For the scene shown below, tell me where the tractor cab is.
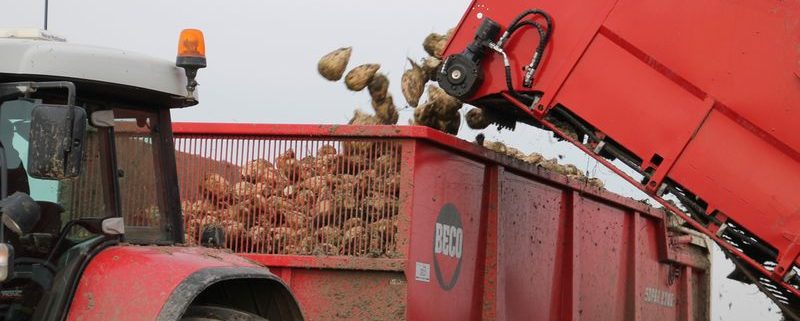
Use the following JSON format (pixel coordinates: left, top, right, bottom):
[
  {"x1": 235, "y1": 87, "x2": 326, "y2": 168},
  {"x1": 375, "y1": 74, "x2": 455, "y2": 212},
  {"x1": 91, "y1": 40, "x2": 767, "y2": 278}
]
[{"x1": 0, "y1": 29, "x2": 206, "y2": 320}]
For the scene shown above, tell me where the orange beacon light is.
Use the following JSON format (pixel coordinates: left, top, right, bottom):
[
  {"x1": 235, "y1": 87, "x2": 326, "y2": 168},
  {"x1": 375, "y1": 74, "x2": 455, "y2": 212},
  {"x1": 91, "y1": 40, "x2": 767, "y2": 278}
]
[{"x1": 176, "y1": 29, "x2": 206, "y2": 98}]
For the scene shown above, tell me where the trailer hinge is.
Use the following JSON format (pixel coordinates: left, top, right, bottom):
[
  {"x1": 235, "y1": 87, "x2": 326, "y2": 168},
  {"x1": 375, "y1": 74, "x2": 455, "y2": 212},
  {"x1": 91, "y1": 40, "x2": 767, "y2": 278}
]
[{"x1": 667, "y1": 264, "x2": 682, "y2": 286}]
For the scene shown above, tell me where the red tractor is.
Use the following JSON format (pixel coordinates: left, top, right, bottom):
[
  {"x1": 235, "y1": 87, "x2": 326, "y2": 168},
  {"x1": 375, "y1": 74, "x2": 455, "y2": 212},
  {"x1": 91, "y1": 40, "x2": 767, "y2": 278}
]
[{"x1": 0, "y1": 29, "x2": 302, "y2": 321}]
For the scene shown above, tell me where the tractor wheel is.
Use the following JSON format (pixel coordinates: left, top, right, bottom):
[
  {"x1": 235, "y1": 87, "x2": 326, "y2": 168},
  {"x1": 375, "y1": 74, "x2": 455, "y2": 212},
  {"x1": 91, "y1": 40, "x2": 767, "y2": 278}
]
[{"x1": 180, "y1": 305, "x2": 269, "y2": 321}]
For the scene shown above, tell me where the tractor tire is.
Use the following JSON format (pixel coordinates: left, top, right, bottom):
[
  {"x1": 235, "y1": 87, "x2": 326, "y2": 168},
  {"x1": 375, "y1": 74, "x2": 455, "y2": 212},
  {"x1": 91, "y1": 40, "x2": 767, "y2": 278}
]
[{"x1": 180, "y1": 305, "x2": 269, "y2": 321}]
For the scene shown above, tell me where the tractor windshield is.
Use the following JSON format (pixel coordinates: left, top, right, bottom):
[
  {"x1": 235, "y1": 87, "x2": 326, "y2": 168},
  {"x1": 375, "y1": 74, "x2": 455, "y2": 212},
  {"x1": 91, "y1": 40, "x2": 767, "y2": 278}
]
[{"x1": 0, "y1": 99, "x2": 167, "y2": 243}]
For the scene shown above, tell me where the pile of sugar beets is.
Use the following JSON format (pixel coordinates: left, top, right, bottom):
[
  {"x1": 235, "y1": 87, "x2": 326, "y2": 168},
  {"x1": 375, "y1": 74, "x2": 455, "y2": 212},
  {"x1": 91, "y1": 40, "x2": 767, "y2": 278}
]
[{"x1": 182, "y1": 144, "x2": 404, "y2": 258}]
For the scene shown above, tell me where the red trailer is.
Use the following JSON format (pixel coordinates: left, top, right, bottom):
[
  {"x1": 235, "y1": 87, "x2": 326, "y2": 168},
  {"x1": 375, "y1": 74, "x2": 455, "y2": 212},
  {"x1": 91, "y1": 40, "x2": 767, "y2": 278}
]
[{"x1": 171, "y1": 123, "x2": 711, "y2": 321}]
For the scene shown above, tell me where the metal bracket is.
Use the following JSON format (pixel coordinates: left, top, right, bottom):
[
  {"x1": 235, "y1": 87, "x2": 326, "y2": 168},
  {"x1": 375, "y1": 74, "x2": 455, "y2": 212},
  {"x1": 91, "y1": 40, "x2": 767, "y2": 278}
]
[
  {"x1": 716, "y1": 223, "x2": 728, "y2": 237},
  {"x1": 784, "y1": 269, "x2": 798, "y2": 283},
  {"x1": 667, "y1": 264, "x2": 682, "y2": 286},
  {"x1": 656, "y1": 183, "x2": 668, "y2": 197},
  {"x1": 528, "y1": 95, "x2": 541, "y2": 111},
  {"x1": 101, "y1": 217, "x2": 125, "y2": 235},
  {"x1": 593, "y1": 140, "x2": 606, "y2": 154}
]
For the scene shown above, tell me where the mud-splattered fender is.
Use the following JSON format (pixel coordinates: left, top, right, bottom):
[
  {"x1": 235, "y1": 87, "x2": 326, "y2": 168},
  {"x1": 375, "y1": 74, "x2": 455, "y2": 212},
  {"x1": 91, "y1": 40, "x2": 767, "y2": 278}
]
[
  {"x1": 64, "y1": 245, "x2": 301, "y2": 321},
  {"x1": 154, "y1": 266, "x2": 303, "y2": 321}
]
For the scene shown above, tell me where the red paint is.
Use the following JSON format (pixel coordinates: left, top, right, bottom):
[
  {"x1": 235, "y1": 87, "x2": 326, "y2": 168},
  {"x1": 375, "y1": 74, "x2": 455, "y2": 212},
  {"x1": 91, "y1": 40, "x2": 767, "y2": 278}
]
[
  {"x1": 443, "y1": 0, "x2": 800, "y2": 295},
  {"x1": 65, "y1": 246, "x2": 262, "y2": 321},
  {"x1": 172, "y1": 123, "x2": 711, "y2": 321}
]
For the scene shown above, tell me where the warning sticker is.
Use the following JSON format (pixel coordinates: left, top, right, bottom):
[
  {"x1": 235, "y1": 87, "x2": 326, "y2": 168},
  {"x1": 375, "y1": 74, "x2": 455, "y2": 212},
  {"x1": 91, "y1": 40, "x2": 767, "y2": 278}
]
[{"x1": 415, "y1": 262, "x2": 431, "y2": 282}]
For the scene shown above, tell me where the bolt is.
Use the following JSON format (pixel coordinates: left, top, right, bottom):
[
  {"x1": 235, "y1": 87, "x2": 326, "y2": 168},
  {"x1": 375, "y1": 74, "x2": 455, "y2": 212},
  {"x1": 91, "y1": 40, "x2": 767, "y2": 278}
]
[{"x1": 450, "y1": 69, "x2": 463, "y2": 80}]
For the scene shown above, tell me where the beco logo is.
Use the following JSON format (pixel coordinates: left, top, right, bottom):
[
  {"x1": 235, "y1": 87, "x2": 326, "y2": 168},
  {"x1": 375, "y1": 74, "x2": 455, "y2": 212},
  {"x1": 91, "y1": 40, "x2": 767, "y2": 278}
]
[{"x1": 433, "y1": 203, "x2": 463, "y2": 290}]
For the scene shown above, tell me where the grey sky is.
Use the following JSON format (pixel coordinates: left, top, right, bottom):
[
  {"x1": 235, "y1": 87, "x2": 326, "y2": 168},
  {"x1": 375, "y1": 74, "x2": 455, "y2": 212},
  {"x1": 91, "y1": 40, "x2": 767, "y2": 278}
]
[{"x1": 0, "y1": 0, "x2": 784, "y2": 319}]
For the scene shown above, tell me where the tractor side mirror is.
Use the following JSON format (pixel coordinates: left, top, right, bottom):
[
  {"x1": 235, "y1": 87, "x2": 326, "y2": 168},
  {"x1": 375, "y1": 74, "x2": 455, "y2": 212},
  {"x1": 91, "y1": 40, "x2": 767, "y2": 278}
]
[{"x1": 27, "y1": 104, "x2": 87, "y2": 180}]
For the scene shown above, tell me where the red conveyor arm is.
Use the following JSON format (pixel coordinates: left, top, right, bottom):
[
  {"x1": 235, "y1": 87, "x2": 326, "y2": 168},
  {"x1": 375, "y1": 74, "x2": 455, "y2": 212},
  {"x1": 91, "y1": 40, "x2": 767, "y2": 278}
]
[{"x1": 438, "y1": 0, "x2": 800, "y2": 313}]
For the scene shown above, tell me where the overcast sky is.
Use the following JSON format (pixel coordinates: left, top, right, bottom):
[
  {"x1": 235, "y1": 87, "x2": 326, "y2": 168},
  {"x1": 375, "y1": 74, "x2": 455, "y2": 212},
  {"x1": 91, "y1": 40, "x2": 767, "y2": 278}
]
[{"x1": 0, "y1": 0, "x2": 784, "y2": 319}]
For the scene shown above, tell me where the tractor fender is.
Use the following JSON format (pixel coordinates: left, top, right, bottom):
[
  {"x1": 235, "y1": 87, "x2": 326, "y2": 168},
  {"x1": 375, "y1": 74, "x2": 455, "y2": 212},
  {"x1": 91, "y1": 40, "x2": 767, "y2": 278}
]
[
  {"x1": 155, "y1": 266, "x2": 303, "y2": 321},
  {"x1": 65, "y1": 245, "x2": 301, "y2": 321}
]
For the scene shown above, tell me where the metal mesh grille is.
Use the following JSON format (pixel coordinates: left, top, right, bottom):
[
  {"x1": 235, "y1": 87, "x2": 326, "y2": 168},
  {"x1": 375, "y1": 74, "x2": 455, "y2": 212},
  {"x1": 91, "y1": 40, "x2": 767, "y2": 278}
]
[{"x1": 176, "y1": 136, "x2": 402, "y2": 258}]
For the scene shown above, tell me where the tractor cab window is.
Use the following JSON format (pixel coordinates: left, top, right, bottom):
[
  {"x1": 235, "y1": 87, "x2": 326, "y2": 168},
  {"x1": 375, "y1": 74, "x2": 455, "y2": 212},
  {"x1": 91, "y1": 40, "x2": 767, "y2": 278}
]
[
  {"x1": 60, "y1": 109, "x2": 166, "y2": 241},
  {"x1": 0, "y1": 99, "x2": 166, "y2": 243}
]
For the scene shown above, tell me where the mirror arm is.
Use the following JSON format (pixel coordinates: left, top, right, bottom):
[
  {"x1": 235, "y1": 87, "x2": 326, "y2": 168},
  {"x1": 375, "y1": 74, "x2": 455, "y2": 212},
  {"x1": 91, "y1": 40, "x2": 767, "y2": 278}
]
[
  {"x1": 35, "y1": 82, "x2": 75, "y2": 106},
  {"x1": 44, "y1": 218, "x2": 116, "y2": 265},
  {"x1": 22, "y1": 82, "x2": 77, "y2": 155},
  {"x1": 0, "y1": 82, "x2": 76, "y2": 106},
  {"x1": 44, "y1": 220, "x2": 79, "y2": 264}
]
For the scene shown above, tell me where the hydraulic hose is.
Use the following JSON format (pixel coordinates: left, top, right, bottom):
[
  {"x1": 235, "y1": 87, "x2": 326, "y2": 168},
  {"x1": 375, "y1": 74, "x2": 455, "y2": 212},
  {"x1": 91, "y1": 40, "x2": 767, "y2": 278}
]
[
  {"x1": 496, "y1": 9, "x2": 553, "y2": 98},
  {"x1": 500, "y1": 20, "x2": 547, "y2": 95}
]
